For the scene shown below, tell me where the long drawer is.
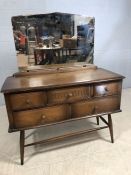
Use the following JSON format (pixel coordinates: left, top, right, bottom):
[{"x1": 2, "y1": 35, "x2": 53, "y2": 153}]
[
  {"x1": 10, "y1": 91, "x2": 47, "y2": 110},
  {"x1": 47, "y1": 86, "x2": 90, "y2": 105},
  {"x1": 71, "y1": 96, "x2": 120, "y2": 118},
  {"x1": 13, "y1": 104, "x2": 69, "y2": 129}
]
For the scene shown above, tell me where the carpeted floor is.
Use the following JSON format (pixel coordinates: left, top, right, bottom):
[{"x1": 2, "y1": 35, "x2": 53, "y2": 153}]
[{"x1": 0, "y1": 88, "x2": 131, "y2": 175}]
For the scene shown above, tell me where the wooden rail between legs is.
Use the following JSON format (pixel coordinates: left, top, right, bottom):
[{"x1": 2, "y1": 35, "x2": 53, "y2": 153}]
[
  {"x1": 20, "y1": 114, "x2": 114, "y2": 165},
  {"x1": 25, "y1": 126, "x2": 108, "y2": 147}
]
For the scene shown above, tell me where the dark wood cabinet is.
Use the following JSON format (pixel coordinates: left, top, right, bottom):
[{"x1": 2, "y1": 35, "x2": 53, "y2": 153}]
[{"x1": 1, "y1": 63, "x2": 124, "y2": 165}]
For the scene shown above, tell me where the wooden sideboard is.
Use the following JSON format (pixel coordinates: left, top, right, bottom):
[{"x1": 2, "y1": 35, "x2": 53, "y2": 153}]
[{"x1": 1, "y1": 63, "x2": 125, "y2": 165}]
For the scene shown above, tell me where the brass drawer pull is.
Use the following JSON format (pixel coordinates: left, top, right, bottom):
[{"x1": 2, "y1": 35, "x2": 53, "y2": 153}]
[
  {"x1": 26, "y1": 99, "x2": 30, "y2": 104},
  {"x1": 41, "y1": 115, "x2": 46, "y2": 120},
  {"x1": 104, "y1": 87, "x2": 108, "y2": 92},
  {"x1": 67, "y1": 93, "x2": 73, "y2": 97}
]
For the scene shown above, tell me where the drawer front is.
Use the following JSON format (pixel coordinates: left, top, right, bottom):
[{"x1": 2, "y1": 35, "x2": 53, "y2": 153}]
[
  {"x1": 13, "y1": 105, "x2": 69, "y2": 128},
  {"x1": 93, "y1": 81, "x2": 122, "y2": 97},
  {"x1": 71, "y1": 96, "x2": 120, "y2": 118},
  {"x1": 10, "y1": 91, "x2": 47, "y2": 110},
  {"x1": 47, "y1": 86, "x2": 90, "y2": 105}
]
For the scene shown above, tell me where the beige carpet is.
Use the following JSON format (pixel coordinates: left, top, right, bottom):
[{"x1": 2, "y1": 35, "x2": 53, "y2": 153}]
[{"x1": 0, "y1": 88, "x2": 131, "y2": 175}]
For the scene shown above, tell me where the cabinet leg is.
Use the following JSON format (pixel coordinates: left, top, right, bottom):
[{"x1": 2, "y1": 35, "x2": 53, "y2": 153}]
[
  {"x1": 96, "y1": 116, "x2": 99, "y2": 125},
  {"x1": 108, "y1": 114, "x2": 114, "y2": 143},
  {"x1": 20, "y1": 130, "x2": 25, "y2": 165}
]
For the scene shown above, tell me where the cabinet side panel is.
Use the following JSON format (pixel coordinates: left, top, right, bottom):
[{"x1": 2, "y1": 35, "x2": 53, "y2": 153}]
[{"x1": 4, "y1": 94, "x2": 14, "y2": 132}]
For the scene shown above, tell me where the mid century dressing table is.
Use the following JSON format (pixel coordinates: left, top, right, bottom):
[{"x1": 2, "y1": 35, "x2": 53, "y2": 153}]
[
  {"x1": 1, "y1": 63, "x2": 124, "y2": 165},
  {"x1": 1, "y1": 12, "x2": 125, "y2": 165}
]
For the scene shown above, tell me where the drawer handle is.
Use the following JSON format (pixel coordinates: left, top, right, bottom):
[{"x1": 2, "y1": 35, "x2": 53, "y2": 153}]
[
  {"x1": 67, "y1": 93, "x2": 73, "y2": 97},
  {"x1": 41, "y1": 115, "x2": 46, "y2": 120},
  {"x1": 104, "y1": 87, "x2": 108, "y2": 92},
  {"x1": 26, "y1": 99, "x2": 30, "y2": 104}
]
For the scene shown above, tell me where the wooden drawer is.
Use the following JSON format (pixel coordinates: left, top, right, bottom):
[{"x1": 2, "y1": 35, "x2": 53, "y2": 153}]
[
  {"x1": 71, "y1": 96, "x2": 120, "y2": 118},
  {"x1": 13, "y1": 105, "x2": 69, "y2": 128},
  {"x1": 10, "y1": 91, "x2": 47, "y2": 110},
  {"x1": 47, "y1": 86, "x2": 90, "y2": 105},
  {"x1": 93, "y1": 81, "x2": 122, "y2": 97}
]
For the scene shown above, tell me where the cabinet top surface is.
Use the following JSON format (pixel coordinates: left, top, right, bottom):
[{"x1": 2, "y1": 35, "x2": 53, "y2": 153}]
[{"x1": 1, "y1": 65, "x2": 124, "y2": 93}]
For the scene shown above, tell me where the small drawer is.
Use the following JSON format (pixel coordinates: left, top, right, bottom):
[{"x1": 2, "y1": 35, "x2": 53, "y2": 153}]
[
  {"x1": 47, "y1": 86, "x2": 90, "y2": 105},
  {"x1": 13, "y1": 105, "x2": 69, "y2": 128},
  {"x1": 10, "y1": 91, "x2": 47, "y2": 110},
  {"x1": 93, "y1": 81, "x2": 122, "y2": 97},
  {"x1": 93, "y1": 96, "x2": 120, "y2": 114},
  {"x1": 71, "y1": 96, "x2": 120, "y2": 118}
]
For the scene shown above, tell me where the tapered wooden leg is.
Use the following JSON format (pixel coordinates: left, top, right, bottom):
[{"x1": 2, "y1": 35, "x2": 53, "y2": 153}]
[
  {"x1": 108, "y1": 114, "x2": 114, "y2": 143},
  {"x1": 96, "y1": 116, "x2": 99, "y2": 125},
  {"x1": 20, "y1": 130, "x2": 25, "y2": 165}
]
